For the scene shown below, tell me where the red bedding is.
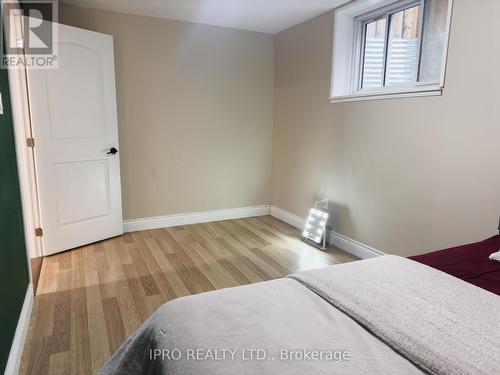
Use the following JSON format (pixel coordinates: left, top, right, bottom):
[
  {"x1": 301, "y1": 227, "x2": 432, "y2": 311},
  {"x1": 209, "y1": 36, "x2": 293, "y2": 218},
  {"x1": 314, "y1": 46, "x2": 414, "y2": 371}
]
[{"x1": 409, "y1": 235, "x2": 500, "y2": 296}]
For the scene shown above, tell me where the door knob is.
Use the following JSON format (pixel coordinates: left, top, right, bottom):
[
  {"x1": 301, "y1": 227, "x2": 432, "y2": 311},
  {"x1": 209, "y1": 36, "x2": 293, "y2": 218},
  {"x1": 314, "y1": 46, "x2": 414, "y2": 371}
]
[{"x1": 107, "y1": 147, "x2": 118, "y2": 155}]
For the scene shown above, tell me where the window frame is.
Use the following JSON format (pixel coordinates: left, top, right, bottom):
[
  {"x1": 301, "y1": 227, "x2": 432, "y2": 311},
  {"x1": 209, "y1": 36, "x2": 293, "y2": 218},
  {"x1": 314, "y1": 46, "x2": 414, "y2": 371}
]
[
  {"x1": 356, "y1": 0, "x2": 424, "y2": 92},
  {"x1": 330, "y1": 0, "x2": 453, "y2": 103},
  {"x1": 358, "y1": 15, "x2": 389, "y2": 90}
]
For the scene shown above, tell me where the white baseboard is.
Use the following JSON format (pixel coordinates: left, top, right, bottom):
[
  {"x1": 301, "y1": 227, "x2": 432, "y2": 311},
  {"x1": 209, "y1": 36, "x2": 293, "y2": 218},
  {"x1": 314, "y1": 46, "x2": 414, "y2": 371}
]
[
  {"x1": 329, "y1": 231, "x2": 385, "y2": 259},
  {"x1": 269, "y1": 206, "x2": 305, "y2": 229},
  {"x1": 5, "y1": 283, "x2": 33, "y2": 375},
  {"x1": 123, "y1": 205, "x2": 271, "y2": 233},
  {"x1": 270, "y1": 205, "x2": 384, "y2": 259}
]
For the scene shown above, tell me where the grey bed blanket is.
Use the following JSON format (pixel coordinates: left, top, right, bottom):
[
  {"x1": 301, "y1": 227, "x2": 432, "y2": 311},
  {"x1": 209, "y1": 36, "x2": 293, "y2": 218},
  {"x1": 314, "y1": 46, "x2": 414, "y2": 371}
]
[
  {"x1": 290, "y1": 255, "x2": 500, "y2": 375},
  {"x1": 100, "y1": 256, "x2": 500, "y2": 375}
]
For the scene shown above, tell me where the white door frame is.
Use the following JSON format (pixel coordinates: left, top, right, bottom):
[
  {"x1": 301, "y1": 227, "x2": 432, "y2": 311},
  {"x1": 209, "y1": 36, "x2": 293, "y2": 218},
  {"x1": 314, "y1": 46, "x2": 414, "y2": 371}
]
[
  {"x1": 6, "y1": 2, "x2": 43, "y2": 260},
  {"x1": 8, "y1": 60, "x2": 43, "y2": 260}
]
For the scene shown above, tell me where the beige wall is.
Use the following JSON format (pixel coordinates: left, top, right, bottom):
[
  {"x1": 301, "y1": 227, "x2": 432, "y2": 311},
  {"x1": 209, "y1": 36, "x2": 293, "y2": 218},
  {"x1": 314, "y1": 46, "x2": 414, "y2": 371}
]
[
  {"x1": 60, "y1": 4, "x2": 274, "y2": 220},
  {"x1": 61, "y1": 1, "x2": 500, "y2": 257},
  {"x1": 273, "y1": 0, "x2": 500, "y2": 256}
]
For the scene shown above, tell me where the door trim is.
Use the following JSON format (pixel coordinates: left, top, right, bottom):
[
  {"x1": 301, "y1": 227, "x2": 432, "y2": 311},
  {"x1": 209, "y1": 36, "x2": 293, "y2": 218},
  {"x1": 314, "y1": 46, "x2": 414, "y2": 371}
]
[
  {"x1": 6, "y1": 0, "x2": 42, "y2": 261},
  {"x1": 8, "y1": 61, "x2": 42, "y2": 259}
]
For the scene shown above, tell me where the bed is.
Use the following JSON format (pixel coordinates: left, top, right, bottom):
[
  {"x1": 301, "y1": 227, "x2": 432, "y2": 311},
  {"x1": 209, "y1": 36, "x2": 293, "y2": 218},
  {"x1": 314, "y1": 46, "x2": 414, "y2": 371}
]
[
  {"x1": 100, "y1": 245, "x2": 500, "y2": 375},
  {"x1": 410, "y1": 235, "x2": 500, "y2": 295}
]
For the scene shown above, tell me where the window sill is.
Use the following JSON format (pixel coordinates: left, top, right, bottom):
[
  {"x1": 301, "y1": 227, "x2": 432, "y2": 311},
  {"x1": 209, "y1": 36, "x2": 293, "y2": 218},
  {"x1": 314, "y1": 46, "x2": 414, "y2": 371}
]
[{"x1": 330, "y1": 85, "x2": 443, "y2": 103}]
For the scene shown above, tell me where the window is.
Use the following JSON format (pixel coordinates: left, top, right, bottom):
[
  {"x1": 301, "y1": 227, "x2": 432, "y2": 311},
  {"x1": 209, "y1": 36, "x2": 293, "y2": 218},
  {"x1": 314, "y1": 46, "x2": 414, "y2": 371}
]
[
  {"x1": 361, "y1": 17, "x2": 387, "y2": 89},
  {"x1": 360, "y1": 4, "x2": 422, "y2": 89},
  {"x1": 331, "y1": 0, "x2": 453, "y2": 102}
]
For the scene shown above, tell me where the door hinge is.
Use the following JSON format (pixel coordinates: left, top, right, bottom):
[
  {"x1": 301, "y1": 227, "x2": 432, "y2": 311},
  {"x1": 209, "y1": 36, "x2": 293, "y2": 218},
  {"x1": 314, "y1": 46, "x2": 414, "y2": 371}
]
[
  {"x1": 35, "y1": 227, "x2": 43, "y2": 237},
  {"x1": 26, "y1": 137, "x2": 35, "y2": 148}
]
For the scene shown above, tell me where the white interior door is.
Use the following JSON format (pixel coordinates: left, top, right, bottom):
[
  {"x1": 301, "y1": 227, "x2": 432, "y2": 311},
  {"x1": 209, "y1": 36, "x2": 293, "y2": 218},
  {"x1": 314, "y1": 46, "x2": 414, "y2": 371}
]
[{"x1": 27, "y1": 23, "x2": 123, "y2": 256}]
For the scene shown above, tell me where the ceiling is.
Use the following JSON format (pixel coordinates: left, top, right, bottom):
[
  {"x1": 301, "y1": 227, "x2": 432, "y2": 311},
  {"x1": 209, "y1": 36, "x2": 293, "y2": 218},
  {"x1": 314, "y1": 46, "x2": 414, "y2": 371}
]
[{"x1": 60, "y1": 0, "x2": 348, "y2": 34}]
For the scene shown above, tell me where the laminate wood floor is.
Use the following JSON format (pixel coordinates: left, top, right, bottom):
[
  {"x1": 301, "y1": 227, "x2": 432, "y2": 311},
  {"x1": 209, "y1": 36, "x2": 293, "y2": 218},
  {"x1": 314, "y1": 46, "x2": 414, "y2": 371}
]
[{"x1": 20, "y1": 216, "x2": 356, "y2": 375}]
